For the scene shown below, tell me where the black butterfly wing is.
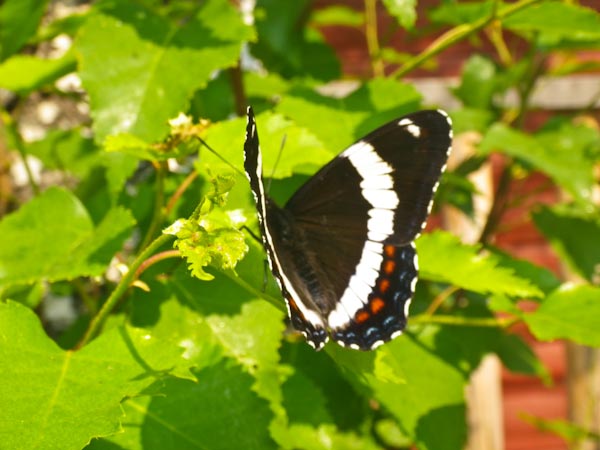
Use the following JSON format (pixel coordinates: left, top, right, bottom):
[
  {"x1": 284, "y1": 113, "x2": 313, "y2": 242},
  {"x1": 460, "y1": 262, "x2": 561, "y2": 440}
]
[
  {"x1": 244, "y1": 107, "x2": 329, "y2": 350},
  {"x1": 244, "y1": 107, "x2": 452, "y2": 351},
  {"x1": 284, "y1": 110, "x2": 452, "y2": 350}
]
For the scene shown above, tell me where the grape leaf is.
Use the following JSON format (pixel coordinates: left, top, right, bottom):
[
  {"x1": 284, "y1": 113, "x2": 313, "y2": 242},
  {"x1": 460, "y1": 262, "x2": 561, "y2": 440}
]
[
  {"x1": 76, "y1": 0, "x2": 254, "y2": 142},
  {"x1": 0, "y1": 301, "x2": 189, "y2": 450},
  {"x1": 417, "y1": 231, "x2": 543, "y2": 298},
  {"x1": 88, "y1": 361, "x2": 277, "y2": 450},
  {"x1": 0, "y1": 0, "x2": 48, "y2": 60},
  {"x1": 0, "y1": 188, "x2": 135, "y2": 289},
  {"x1": 524, "y1": 284, "x2": 600, "y2": 346}
]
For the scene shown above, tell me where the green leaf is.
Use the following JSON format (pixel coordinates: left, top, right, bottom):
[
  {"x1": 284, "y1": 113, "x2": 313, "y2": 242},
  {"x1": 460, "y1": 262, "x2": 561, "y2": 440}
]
[
  {"x1": 417, "y1": 231, "x2": 543, "y2": 298},
  {"x1": 328, "y1": 330, "x2": 467, "y2": 450},
  {"x1": 252, "y1": 0, "x2": 340, "y2": 81},
  {"x1": 0, "y1": 301, "x2": 189, "y2": 450},
  {"x1": 202, "y1": 110, "x2": 331, "y2": 179},
  {"x1": 102, "y1": 152, "x2": 139, "y2": 199},
  {"x1": 503, "y1": 1, "x2": 600, "y2": 43},
  {"x1": 449, "y1": 107, "x2": 495, "y2": 133},
  {"x1": 311, "y1": 6, "x2": 364, "y2": 27},
  {"x1": 0, "y1": 52, "x2": 76, "y2": 94},
  {"x1": 275, "y1": 423, "x2": 383, "y2": 450},
  {"x1": 206, "y1": 300, "x2": 284, "y2": 370},
  {"x1": 525, "y1": 284, "x2": 600, "y2": 346},
  {"x1": 496, "y1": 333, "x2": 551, "y2": 384},
  {"x1": 453, "y1": 55, "x2": 498, "y2": 109},
  {"x1": 278, "y1": 78, "x2": 422, "y2": 152},
  {"x1": 382, "y1": 0, "x2": 417, "y2": 29},
  {"x1": 104, "y1": 133, "x2": 157, "y2": 161},
  {"x1": 165, "y1": 175, "x2": 248, "y2": 281},
  {"x1": 520, "y1": 413, "x2": 600, "y2": 445},
  {"x1": 479, "y1": 122, "x2": 599, "y2": 203},
  {"x1": 89, "y1": 361, "x2": 277, "y2": 450},
  {"x1": 429, "y1": 0, "x2": 494, "y2": 25},
  {"x1": 490, "y1": 248, "x2": 561, "y2": 295},
  {"x1": 0, "y1": 0, "x2": 49, "y2": 60},
  {"x1": 532, "y1": 205, "x2": 600, "y2": 283},
  {"x1": 26, "y1": 128, "x2": 101, "y2": 180},
  {"x1": 76, "y1": 0, "x2": 254, "y2": 142},
  {"x1": 0, "y1": 188, "x2": 135, "y2": 289}
]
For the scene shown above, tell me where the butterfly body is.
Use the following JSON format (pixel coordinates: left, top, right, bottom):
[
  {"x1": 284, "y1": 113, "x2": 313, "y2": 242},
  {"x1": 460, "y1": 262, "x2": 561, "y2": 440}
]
[{"x1": 244, "y1": 107, "x2": 452, "y2": 351}]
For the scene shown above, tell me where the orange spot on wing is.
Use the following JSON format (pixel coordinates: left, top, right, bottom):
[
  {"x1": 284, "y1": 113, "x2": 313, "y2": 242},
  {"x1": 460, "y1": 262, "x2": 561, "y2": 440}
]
[
  {"x1": 371, "y1": 297, "x2": 385, "y2": 314},
  {"x1": 355, "y1": 310, "x2": 370, "y2": 323},
  {"x1": 384, "y1": 245, "x2": 396, "y2": 257},
  {"x1": 379, "y1": 278, "x2": 391, "y2": 293},
  {"x1": 384, "y1": 260, "x2": 395, "y2": 274}
]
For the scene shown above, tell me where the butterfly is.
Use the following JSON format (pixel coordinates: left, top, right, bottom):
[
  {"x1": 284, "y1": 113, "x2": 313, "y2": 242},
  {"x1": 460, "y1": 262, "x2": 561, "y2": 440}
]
[{"x1": 243, "y1": 107, "x2": 452, "y2": 350}]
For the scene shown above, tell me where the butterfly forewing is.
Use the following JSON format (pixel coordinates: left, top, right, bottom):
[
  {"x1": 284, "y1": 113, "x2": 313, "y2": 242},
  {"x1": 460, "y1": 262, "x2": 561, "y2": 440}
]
[{"x1": 244, "y1": 107, "x2": 452, "y2": 351}]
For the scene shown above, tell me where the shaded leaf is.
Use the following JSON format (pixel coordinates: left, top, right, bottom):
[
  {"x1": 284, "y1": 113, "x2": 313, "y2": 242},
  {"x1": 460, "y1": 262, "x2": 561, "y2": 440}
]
[
  {"x1": 252, "y1": 0, "x2": 339, "y2": 81},
  {"x1": 532, "y1": 205, "x2": 600, "y2": 284},
  {"x1": 89, "y1": 361, "x2": 276, "y2": 450},
  {"x1": 0, "y1": 0, "x2": 48, "y2": 60},
  {"x1": 26, "y1": 128, "x2": 100, "y2": 180}
]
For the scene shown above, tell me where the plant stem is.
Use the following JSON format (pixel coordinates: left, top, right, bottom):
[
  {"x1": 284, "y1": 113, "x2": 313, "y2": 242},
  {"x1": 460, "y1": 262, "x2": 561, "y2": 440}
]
[
  {"x1": 0, "y1": 110, "x2": 39, "y2": 195},
  {"x1": 139, "y1": 161, "x2": 167, "y2": 251},
  {"x1": 221, "y1": 269, "x2": 285, "y2": 313},
  {"x1": 391, "y1": 0, "x2": 543, "y2": 78},
  {"x1": 364, "y1": 0, "x2": 384, "y2": 77},
  {"x1": 75, "y1": 233, "x2": 174, "y2": 349},
  {"x1": 165, "y1": 170, "x2": 198, "y2": 216},
  {"x1": 229, "y1": 63, "x2": 247, "y2": 117},
  {"x1": 425, "y1": 285, "x2": 460, "y2": 316},
  {"x1": 135, "y1": 249, "x2": 181, "y2": 278},
  {"x1": 411, "y1": 314, "x2": 518, "y2": 328}
]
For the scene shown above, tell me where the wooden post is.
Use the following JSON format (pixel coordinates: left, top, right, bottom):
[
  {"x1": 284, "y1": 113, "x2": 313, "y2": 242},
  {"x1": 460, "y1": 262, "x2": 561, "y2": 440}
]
[{"x1": 442, "y1": 131, "x2": 504, "y2": 450}]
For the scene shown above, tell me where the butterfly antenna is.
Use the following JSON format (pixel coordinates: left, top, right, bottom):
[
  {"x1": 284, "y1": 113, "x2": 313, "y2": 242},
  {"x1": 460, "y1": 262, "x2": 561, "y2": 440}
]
[
  {"x1": 266, "y1": 133, "x2": 287, "y2": 193},
  {"x1": 195, "y1": 136, "x2": 245, "y2": 178}
]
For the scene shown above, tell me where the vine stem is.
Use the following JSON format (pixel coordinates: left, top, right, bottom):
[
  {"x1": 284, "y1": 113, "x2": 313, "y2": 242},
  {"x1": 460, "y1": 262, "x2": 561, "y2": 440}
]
[
  {"x1": 165, "y1": 170, "x2": 198, "y2": 216},
  {"x1": 411, "y1": 314, "x2": 519, "y2": 328},
  {"x1": 391, "y1": 0, "x2": 543, "y2": 78},
  {"x1": 75, "y1": 233, "x2": 174, "y2": 350},
  {"x1": 364, "y1": 0, "x2": 384, "y2": 77},
  {"x1": 135, "y1": 249, "x2": 181, "y2": 278},
  {"x1": 139, "y1": 161, "x2": 167, "y2": 251}
]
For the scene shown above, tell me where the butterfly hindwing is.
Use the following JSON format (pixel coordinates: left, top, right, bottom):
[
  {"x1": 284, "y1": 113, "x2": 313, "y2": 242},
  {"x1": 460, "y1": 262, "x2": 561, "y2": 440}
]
[{"x1": 244, "y1": 107, "x2": 452, "y2": 351}]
